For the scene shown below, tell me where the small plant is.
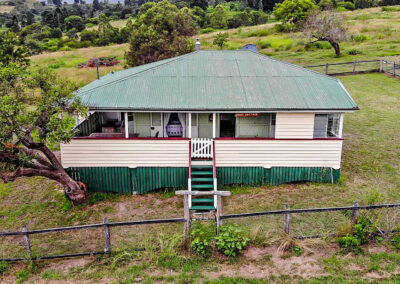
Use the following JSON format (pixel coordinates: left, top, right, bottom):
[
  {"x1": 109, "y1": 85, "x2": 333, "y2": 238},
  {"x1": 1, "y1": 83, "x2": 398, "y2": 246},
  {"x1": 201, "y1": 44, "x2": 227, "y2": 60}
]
[
  {"x1": 257, "y1": 40, "x2": 272, "y2": 49},
  {"x1": 391, "y1": 235, "x2": 400, "y2": 250},
  {"x1": 352, "y1": 34, "x2": 368, "y2": 42},
  {"x1": 200, "y1": 28, "x2": 216, "y2": 34},
  {"x1": 213, "y1": 32, "x2": 229, "y2": 49},
  {"x1": 337, "y1": 234, "x2": 361, "y2": 253},
  {"x1": 290, "y1": 245, "x2": 303, "y2": 256},
  {"x1": 348, "y1": 49, "x2": 362, "y2": 55},
  {"x1": 215, "y1": 225, "x2": 249, "y2": 257},
  {"x1": 15, "y1": 269, "x2": 30, "y2": 284},
  {"x1": 190, "y1": 223, "x2": 215, "y2": 257},
  {"x1": 0, "y1": 261, "x2": 9, "y2": 275}
]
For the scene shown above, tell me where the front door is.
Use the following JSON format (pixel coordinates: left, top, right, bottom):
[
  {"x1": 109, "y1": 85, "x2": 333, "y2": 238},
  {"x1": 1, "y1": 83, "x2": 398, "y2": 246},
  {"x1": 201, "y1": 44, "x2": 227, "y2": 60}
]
[
  {"x1": 150, "y1": 112, "x2": 163, "y2": 138},
  {"x1": 190, "y1": 113, "x2": 199, "y2": 138}
]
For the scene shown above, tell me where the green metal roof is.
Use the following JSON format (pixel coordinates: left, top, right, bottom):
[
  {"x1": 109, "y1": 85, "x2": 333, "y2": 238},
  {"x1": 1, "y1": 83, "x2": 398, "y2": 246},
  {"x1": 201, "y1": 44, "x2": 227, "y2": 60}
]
[{"x1": 77, "y1": 50, "x2": 359, "y2": 111}]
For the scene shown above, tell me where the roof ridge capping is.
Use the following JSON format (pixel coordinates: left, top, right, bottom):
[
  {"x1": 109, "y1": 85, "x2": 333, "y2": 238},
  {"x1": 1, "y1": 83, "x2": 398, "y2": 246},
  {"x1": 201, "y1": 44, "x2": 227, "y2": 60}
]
[{"x1": 78, "y1": 51, "x2": 200, "y2": 94}]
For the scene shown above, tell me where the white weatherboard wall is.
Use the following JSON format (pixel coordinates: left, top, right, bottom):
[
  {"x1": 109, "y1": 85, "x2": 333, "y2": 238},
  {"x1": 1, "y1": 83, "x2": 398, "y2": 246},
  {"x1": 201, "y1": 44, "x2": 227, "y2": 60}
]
[
  {"x1": 215, "y1": 139, "x2": 343, "y2": 169},
  {"x1": 61, "y1": 139, "x2": 189, "y2": 168},
  {"x1": 275, "y1": 113, "x2": 315, "y2": 139}
]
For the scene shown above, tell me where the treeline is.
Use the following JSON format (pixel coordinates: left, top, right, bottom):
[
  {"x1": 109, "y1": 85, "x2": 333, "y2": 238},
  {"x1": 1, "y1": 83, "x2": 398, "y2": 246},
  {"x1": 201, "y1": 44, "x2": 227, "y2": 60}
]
[{"x1": 0, "y1": 0, "x2": 272, "y2": 54}]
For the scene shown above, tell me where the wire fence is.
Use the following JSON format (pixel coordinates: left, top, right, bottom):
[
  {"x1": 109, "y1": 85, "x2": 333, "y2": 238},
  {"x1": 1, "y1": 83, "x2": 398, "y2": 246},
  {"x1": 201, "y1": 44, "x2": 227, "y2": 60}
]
[{"x1": 2, "y1": 201, "x2": 400, "y2": 262}]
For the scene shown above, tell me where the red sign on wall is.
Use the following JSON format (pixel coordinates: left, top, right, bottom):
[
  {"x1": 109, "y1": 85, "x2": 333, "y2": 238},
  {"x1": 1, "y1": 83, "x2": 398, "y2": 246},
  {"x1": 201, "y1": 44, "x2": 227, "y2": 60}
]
[{"x1": 234, "y1": 113, "x2": 259, "y2": 117}]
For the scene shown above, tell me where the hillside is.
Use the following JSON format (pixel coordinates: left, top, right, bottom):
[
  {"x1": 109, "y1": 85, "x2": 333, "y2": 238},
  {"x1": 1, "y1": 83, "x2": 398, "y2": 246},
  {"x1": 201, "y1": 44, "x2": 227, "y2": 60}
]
[{"x1": 30, "y1": 6, "x2": 400, "y2": 86}]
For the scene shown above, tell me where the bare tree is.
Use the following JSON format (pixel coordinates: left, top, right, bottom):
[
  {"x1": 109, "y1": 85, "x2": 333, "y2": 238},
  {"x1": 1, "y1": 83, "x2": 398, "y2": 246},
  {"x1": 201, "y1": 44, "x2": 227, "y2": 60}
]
[{"x1": 302, "y1": 9, "x2": 348, "y2": 56}]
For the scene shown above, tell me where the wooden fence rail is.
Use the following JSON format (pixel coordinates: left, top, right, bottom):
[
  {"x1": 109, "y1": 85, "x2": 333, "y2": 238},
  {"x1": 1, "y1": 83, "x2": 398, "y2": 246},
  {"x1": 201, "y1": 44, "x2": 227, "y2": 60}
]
[
  {"x1": 304, "y1": 59, "x2": 399, "y2": 78},
  {"x1": 2, "y1": 201, "x2": 400, "y2": 262}
]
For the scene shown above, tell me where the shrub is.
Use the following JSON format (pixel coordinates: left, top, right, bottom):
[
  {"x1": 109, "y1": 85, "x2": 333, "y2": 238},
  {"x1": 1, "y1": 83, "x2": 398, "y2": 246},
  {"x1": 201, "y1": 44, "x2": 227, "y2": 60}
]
[
  {"x1": 290, "y1": 245, "x2": 303, "y2": 256},
  {"x1": 381, "y1": 6, "x2": 400, "y2": 12},
  {"x1": 338, "y1": 1, "x2": 356, "y2": 10},
  {"x1": 199, "y1": 27, "x2": 215, "y2": 34},
  {"x1": 246, "y1": 29, "x2": 270, "y2": 37},
  {"x1": 213, "y1": 32, "x2": 229, "y2": 49},
  {"x1": 257, "y1": 40, "x2": 272, "y2": 49},
  {"x1": 190, "y1": 223, "x2": 215, "y2": 257},
  {"x1": 352, "y1": 34, "x2": 368, "y2": 42},
  {"x1": 338, "y1": 234, "x2": 361, "y2": 252},
  {"x1": 391, "y1": 235, "x2": 400, "y2": 249},
  {"x1": 305, "y1": 41, "x2": 333, "y2": 50},
  {"x1": 0, "y1": 262, "x2": 9, "y2": 275},
  {"x1": 354, "y1": 0, "x2": 376, "y2": 9},
  {"x1": 348, "y1": 49, "x2": 363, "y2": 55},
  {"x1": 274, "y1": 23, "x2": 295, "y2": 33},
  {"x1": 215, "y1": 225, "x2": 249, "y2": 257}
]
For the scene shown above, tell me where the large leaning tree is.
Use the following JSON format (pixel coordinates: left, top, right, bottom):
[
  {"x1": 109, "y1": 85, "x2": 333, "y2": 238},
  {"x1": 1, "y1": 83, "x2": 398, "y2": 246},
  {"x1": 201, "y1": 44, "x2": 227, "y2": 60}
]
[
  {"x1": 302, "y1": 9, "x2": 348, "y2": 56},
  {"x1": 125, "y1": 0, "x2": 198, "y2": 67},
  {"x1": 0, "y1": 32, "x2": 88, "y2": 204}
]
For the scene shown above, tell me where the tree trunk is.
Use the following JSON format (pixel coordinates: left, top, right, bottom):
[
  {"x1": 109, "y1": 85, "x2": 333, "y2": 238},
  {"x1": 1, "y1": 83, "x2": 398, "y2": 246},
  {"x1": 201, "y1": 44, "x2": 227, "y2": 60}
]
[
  {"x1": 328, "y1": 39, "x2": 341, "y2": 56},
  {"x1": 57, "y1": 169, "x2": 87, "y2": 204}
]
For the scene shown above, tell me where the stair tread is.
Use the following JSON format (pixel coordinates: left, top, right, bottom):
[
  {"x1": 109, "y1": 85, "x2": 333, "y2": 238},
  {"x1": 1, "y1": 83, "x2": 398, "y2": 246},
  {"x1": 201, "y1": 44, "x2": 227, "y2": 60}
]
[
  {"x1": 192, "y1": 184, "x2": 214, "y2": 188},
  {"x1": 190, "y1": 205, "x2": 216, "y2": 210},
  {"x1": 192, "y1": 177, "x2": 213, "y2": 182},
  {"x1": 192, "y1": 198, "x2": 214, "y2": 203},
  {"x1": 192, "y1": 171, "x2": 213, "y2": 175},
  {"x1": 191, "y1": 165, "x2": 213, "y2": 169}
]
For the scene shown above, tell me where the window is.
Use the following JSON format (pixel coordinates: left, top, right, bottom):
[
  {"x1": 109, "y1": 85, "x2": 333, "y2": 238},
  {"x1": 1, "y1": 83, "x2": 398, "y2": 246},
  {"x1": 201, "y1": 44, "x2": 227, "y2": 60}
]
[
  {"x1": 269, "y1": 113, "x2": 276, "y2": 138},
  {"x1": 151, "y1": 113, "x2": 161, "y2": 126},
  {"x1": 191, "y1": 113, "x2": 197, "y2": 126},
  {"x1": 313, "y1": 114, "x2": 341, "y2": 138}
]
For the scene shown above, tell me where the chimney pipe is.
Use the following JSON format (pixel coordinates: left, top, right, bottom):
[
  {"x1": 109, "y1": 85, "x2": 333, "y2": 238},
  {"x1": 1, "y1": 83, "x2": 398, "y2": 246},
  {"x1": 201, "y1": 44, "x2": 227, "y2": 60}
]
[{"x1": 195, "y1": 38, "x2": 201, "y2": 51}]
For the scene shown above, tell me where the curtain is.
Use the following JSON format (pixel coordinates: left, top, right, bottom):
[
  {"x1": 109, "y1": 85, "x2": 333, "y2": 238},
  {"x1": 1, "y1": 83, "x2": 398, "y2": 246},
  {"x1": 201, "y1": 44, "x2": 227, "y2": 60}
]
[
  {"x1": 163, "y1": 113, "x2": 171, "y2": 137},
  {"x1": 177, "y1": 113, "x2": 186, "y2": 138}
]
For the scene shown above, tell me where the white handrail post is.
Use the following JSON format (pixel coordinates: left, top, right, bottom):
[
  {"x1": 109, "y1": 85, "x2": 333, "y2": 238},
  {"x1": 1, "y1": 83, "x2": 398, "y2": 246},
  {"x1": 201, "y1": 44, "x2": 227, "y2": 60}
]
[
  {"x1": 212, "y1": 113, "x2": 216, "y2": 138},
  {"x1": 124, "y1": 112, "x2": 129, "y2": 139},
  {"x1": 188, "y1": 113, "x2": 192, "y2": 138}
]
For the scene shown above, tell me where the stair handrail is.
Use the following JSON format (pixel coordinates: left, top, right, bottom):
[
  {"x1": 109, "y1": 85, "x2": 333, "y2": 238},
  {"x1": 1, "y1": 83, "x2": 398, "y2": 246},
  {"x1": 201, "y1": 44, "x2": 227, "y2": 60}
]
[{"x1": 212, "y1": 140, "x2": 217, "y2": 207}]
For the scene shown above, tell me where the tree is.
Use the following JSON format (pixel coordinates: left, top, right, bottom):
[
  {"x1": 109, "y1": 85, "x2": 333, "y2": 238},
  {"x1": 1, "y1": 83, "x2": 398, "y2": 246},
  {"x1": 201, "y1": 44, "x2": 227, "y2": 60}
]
[
  {"x1": 302, "y1": 9, "x2": 348, "y2": 56},
  {"x1": 273, "y1": 0, "x2": 316, "y2": 24},
  {"x1": 0, "y1": 50, "x2": 88, "y2": 203},
  {"x1": 213, "y1": 32, "x2": 229, "y2": 49},
  {"x1": 64, "y1": 15, "x2": 85, "y2": 32},
  {"x1": 209, "y1": 4, "x2": 228, "y2": 29},
  {"x1": 97, "y1": 13, "x2": 120, "y2": 45},
  {"x1": 125, "y1": 1, "x2": 197, "y2": 67},
  {"x1": 0, "y1": 31, "x2": 29, "y2": 68}
]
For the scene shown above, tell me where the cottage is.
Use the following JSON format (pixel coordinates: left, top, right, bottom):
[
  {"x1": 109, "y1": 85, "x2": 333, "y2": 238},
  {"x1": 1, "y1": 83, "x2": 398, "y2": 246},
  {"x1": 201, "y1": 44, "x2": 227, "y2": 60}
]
[{"x1": 61, "y1": 50, "x2": 358, "y2": 210}]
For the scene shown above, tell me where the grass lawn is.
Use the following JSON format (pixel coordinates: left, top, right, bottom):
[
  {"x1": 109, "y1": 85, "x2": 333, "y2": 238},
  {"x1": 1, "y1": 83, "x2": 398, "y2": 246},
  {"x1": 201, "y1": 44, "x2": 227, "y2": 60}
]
[{"x1": 0, "y1": 73, "x2": 399, "y2": 283}]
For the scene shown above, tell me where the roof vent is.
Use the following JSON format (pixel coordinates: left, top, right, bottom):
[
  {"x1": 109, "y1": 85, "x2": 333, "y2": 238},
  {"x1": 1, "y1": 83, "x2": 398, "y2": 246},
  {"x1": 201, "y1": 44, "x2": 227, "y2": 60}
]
[
  {"x1": 242, "y1": 44, "x2": 258, "y2": 53},
  {"x1": 195, "y1": 38, "x2": 201, "y2": 51}
]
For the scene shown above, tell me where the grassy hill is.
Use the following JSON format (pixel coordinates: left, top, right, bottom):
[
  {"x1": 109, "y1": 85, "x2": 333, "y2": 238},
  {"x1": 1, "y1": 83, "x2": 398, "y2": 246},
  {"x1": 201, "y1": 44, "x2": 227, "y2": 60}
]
[
  {"x1": 29, "y1": 6, "x2": 400, "y2": 86},
  {"x1": 1, "y1": 5, "x2": 400, "y2": 283}
]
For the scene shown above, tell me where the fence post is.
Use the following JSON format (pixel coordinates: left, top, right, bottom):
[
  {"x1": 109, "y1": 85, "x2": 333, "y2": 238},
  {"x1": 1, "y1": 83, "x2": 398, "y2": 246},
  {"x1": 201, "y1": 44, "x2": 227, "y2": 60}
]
[
  {"x1": 352, "y1": 200, "x2": 359, "y2": 224},
  {"x1": 103, "y1": 217, "x2": 111, "y2": 254},
  {"x1": 353, "y1": 61, "x2": 357, "y2": 73},
  {"x1": 216, "y1": 195, "x2": 222, "y2": 233},
  {"x1": 379, "y1": 59, "x2": 383, "y2": 72},
  {"x1": 392, "y1": 62, "x2": 396, "y2": 77},
  {"x1": 183, "y1": 193, "x2": 190, "y2": 246},
  {"x1": 325, "y1": 63, "x2": 329, "y2": 75},
  {"x1": 22, "y1": 225, "x2": 32, "y2": 259},
  {"x1": 284, "y1": 204, "x2": 290, "y2": 234}
]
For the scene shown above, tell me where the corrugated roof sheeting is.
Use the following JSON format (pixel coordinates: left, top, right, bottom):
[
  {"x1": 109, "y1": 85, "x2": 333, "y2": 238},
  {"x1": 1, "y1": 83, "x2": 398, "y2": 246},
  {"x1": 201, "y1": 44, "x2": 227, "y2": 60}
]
[{"x1": 77, "y1": 50, "x2": 359, "y2": 111}]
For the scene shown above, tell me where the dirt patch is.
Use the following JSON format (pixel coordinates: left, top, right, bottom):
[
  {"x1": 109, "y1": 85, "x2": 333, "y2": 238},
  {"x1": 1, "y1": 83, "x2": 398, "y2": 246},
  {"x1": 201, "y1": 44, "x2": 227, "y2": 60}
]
[
  {"x1": 208, "y1": 244, "x2": 332, "y2": 280},
  {"x1": 45, "y1": 257, "x2": 92, "y2": 274}
]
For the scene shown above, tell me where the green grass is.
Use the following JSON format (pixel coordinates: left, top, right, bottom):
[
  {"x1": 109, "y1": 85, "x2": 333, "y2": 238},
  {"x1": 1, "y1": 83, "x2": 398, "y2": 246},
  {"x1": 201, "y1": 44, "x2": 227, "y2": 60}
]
[
  {"x1": 1, "y1": 5, "x2": 400, "y2": 282},
  {"x1": 1, "y1": 73, "x2": 399, "y2": 282}
]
